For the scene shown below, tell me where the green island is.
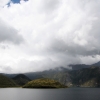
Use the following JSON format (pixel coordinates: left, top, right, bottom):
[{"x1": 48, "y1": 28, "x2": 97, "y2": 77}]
[{"x1": 23, "y1": 78, "x2": 67, "y2": 88}]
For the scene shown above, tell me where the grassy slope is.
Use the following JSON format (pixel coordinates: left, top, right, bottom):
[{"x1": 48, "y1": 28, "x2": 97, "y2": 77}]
[{"x1": 0, "y1": 74, "x2": 17, "y2": 87}]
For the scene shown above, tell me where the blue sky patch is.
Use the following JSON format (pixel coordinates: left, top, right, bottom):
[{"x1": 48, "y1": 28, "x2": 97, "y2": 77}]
[
  {"x1": 7, "y1": 0, "x2": 28, "y2": 7},
  {"x1": 11, "y1": 0, "x2": 28, "y2": 4},
  {"x1": 11, "y1": 0, "x2": 20, "y2": 3}
]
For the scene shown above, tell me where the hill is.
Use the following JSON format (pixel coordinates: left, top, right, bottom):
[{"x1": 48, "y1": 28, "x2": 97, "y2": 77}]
[
  {"x1": 12, "y1": 74, "x2": 31, "y2": 86},
  {"x1": 23, "y1": 78, "x2": 67, "y2": 88},
  {"x1": 0, "y1": 74, "x2": 17, "y2": 87}
]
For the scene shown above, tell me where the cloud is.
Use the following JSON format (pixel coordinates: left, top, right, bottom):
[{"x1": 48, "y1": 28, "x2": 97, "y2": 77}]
[
  {"x1": 0, "y1": 65, "x2": 13, "y2": 73},
  {"x1": 0, "y1": 0, "x2": 100, "y2": 73},
  {"x1": 40, "y1": 0, "x2": 60, "y2": 13},
  {"x1": 0, "y1": 18, "x2": 24, "y2": 44},
  {"x1": 0, "y1": 0, "x2": 10, "y2": 7}
]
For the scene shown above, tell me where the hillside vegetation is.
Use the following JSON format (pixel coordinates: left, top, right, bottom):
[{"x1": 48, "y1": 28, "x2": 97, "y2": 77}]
[
  {"x1": 23, "y1": 78, "x2": 67, "y2": 88},
  {"x1": 12, "y1": 74, "x2": 31, "y2": 86},
  {"x1": 0, "y1": 74, "x2": 17, "y2": 87}
]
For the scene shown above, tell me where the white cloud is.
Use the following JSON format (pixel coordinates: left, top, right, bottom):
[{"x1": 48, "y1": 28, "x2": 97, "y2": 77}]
[
  {"x1": 0, "y1": 0, "x2": 100, "y2": 73},
  {"x1": 0, "y1": 0, "x2": 10, "y2": 7}
]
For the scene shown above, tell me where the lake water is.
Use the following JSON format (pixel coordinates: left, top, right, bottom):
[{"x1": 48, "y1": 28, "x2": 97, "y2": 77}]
[{"x1": 0, "y1": 88, "x2": 100, "y2": 100}]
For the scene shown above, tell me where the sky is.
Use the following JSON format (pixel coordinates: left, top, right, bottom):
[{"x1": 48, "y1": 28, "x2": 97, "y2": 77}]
[{"x1": 0, "y1": 0, "x2": 100, "y2": 73}]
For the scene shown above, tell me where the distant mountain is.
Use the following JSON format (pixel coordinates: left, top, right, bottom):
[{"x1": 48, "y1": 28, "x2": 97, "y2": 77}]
[
  {"x1": 2, "y1": 61, "x2": 100, "y2": 88},
  {"x1": 4, "y1": 73, "x2": 18, "y2": 78},
  {"x1": 0, "y1": 74, "x2": 17, "y2": 87},
  {"x1": 12, "y1": 74, "x2": 31, "y2": 86},
  {"x1": 23, "y1": 78, "x2": 67, "y2": 88},
  {"x1": 92, "y1": 61, "x2": 100, "y2": 66},
  {"x1": 24, "y1": 67, "x2": 69, "y2": 80},
  {"x1": 69, "y1": 64, "x2": 90, "y2": 70},
  {"x1": 70, "y1": 66, "x2": 100, "y2": 87},
  {"x1": 69, "y1": 61, "x2": 100, "y2": 70},
  {"x1": 24, "y1": 67, "x2": 100, "y2": 87}
]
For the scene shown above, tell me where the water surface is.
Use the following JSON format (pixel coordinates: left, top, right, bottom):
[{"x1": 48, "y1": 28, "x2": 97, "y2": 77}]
[{"x1": 0, "y1": 88, "x2": 100, "y2": 100}]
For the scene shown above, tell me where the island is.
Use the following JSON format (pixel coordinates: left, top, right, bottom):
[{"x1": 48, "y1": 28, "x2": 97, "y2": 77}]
[{"x1": 23, "y1": 78, "x2": 67, "y2": 88}]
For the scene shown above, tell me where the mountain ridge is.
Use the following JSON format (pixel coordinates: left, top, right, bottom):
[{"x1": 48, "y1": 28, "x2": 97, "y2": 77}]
[
  {"x1": 3, "y1": 61, "x2": 100, "y2": 88},
  {"x1": 69, "y1": 61, "x2": 100, "y2": 70}
]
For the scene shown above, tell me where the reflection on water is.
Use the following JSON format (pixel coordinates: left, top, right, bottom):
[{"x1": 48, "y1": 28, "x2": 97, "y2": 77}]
[{"x1": 0, "y1": 88, "x2": 100, "y2": 100}]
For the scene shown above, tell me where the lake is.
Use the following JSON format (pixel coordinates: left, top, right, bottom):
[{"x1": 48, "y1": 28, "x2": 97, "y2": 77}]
[{"x1": 0, "y1": 88, "x2": 100, "y2": 100}]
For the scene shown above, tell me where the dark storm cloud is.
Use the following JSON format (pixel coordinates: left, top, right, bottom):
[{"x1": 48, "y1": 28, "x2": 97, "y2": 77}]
[
  {"x1": 0, "y1": 19, "x2": 24, "y2": 44},
  {"x1": 49, "y1": 38, "x2": 100, "y2": 57}
]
